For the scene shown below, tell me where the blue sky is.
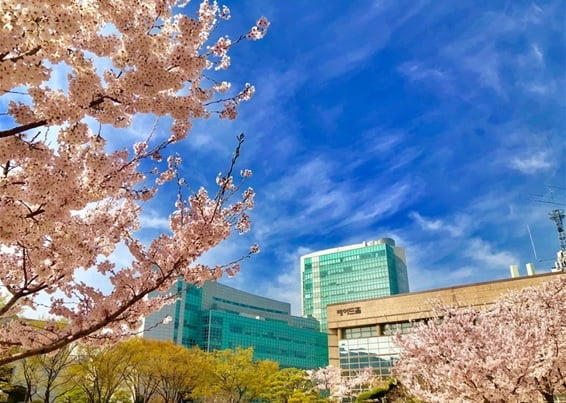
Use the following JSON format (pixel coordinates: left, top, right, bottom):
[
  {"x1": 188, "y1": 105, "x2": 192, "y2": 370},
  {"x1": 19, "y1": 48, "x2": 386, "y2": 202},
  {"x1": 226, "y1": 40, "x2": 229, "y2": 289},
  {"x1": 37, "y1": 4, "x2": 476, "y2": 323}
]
[
  {"x1": 183, "y1": 0, "x2": 565, "y2": 314},
  {"x1": 2, "y1": 0, "x2": 565, "y2": 317}
]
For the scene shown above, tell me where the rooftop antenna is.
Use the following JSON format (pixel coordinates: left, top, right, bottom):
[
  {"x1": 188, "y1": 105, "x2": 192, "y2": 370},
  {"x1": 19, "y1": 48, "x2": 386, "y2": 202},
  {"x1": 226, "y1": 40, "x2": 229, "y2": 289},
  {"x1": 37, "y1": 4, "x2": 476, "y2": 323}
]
[
  {"x1": 531, "y1": 186, "x2": 566, "y2": 271},
  {"x1": 548, "y1": 209, "x2": 566, "y2": 271},
  {"x1": 548, "y1": 209, "x2": 566, "y2": 251},
  {"x1": 526, "y1": 224, "x2": 553, "y2": 262}
]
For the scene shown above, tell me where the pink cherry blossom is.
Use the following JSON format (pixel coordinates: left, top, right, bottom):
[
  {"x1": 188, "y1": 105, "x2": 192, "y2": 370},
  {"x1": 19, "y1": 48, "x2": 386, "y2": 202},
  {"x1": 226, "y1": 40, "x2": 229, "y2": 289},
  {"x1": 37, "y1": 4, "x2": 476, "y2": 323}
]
[
  {"x1": 394, "y1": 277, "x2": 566, "y2": 403},
  {"x1": 307, "y1": 365, "x2": 375, "y2": 400},
  {"x1": 0, "y1": 0, "x2": 266, "y2": 365}
]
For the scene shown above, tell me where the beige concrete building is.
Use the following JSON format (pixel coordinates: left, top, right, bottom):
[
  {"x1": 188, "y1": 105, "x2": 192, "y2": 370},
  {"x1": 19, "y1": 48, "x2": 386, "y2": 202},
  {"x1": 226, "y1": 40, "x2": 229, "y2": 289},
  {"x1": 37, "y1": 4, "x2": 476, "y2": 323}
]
[{"x1": 327, "y1": 272, "x2": 565, "y2": 376}]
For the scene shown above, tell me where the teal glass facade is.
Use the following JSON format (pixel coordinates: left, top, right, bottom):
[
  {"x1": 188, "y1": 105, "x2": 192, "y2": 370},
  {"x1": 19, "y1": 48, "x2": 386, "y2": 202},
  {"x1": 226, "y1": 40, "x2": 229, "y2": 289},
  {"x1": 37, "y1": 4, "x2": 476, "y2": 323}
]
[
  {"x1": 301, "y1": 238, "x2": 409, "y2": 331},
  {"x1": 144, "y1": 281, "x2": 328, "y2": 369}
]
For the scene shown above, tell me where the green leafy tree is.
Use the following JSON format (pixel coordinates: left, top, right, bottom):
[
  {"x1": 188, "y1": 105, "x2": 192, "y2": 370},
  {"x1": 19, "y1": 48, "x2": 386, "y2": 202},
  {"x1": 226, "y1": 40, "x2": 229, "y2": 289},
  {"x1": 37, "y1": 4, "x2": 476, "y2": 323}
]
[
  {"x1": 66, "y1": 345, "x2": 132, "y2": 403},
  {"x1": 355, "y1": 378, "x2": 419, "y2": 403},
  {"x1": 114, "y1": 339, "x2": 160, "y2": 403},
  {"x1": 56, "y1": 386, "x2": 89, "y2": 403},
  {"x1": 152, "y1": 343, "x2": 212, "y2": 403},
  {"x1": 17, "y1": 344, "x2": 76, "y2": 402},
  {"x1": 204, "y1": 347, "x2": 279, "y2": 402},
  {"x1": 108, "y1": 338, "x2": 213, "y2": 403},
  {"x1": 261, "y1": 368, "x2": 321, "y2": 403},
  {"x1": 18, "y1": 357, "x2": 39, "y2": 402}
]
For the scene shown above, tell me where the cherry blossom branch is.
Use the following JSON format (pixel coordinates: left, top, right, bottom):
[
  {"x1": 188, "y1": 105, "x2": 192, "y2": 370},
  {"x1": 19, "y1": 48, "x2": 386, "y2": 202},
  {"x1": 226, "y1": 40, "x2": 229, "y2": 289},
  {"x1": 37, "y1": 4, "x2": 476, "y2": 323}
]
[
  {"x1": 0, "y1": 261, "x2": 181, "y2": 365},
  {"x1": 0, "y1": 46, "x2": 42, "y2": 63},
  {"x1": 209, "y1": 133, "x2": 245, "y2": 222},
  {"x1": 0, "y1": 120, "x2": 48, "y2": 139},
  {"x1": 0, "y1": 89, "x2": 30, "y2": 95},
  {"x1": 0, "y1": 0, "x2": 268, "y2": 366},
  {"x1": 0, "y1": 95, "x2": 123, "y2": 139}
]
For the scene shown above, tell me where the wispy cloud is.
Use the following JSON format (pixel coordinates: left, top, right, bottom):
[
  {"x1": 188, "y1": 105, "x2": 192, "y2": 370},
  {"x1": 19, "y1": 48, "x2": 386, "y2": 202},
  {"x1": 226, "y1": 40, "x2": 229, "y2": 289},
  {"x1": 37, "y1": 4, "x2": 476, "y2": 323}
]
[
  {"x1": 531, "y1": 43, "x2": 544, "y2": 65},
  {"x1": 253, "y1": 150, "x2": 419, "y2": 247},
  {"x1": 409, "y1": 212, "x2": 468, "y2": 237},
  {"x1": 399, "y1": 62, "x2": 448, "y2": 83},
  {"x1": 509, "y1": 151, "x2": 553, "y2": 174},
  {"x1": 346, "y1": 182, "x2": 416, "y2": 224},
  {"x1": 257, "y1": 246, "x2": 311, "y2": 315},
  {"x1": 464, "y1": 238, "x2": 518, "y2": 268},
  {"x1": 139, "y1": 209, "x2": 170, "y2": 231}
]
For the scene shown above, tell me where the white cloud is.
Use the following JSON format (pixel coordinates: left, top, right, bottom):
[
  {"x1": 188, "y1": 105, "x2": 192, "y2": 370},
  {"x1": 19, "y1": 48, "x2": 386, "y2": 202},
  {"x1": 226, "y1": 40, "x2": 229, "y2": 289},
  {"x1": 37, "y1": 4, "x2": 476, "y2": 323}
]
[
  {"x1": 406, "y1": 265, "x2": 477, "y2": 292},
  {"x1": 509, "y1": 151, "x2": 553, "y2": 174},
  {"x1": 317, "y1": 40, "x2": 389, "y2": 81},
  {"x1": 140, "y1": 209, "x2": 170, "y2": 231},
  {"x1": 253, "y1": 152, "x2": 419, "y2": 244},
  {"x1": 299, "y1": 0, "x2": 429, "y2": 84},
  {"x1": 410, "y1": 211, "x2": 467, "y2": 237},
  {"x1": 464, "y1": 238, "x2": 518, "y2": 269},
  {"x1": 526, "y1": 82, "x2": 557, "y2": 95},
  {"x1": 398, "y1": 62, "x2": 447, "y2": 82},
  {"x1": 531, "y1": 43, "x2": 544, "y2": 65},
  {"x1": 262, "y1": 266, "x2": 302, "y2": 315},
  {"x1": 249, "y1": 245, "x2": 312, "y2": 316},
  {"x1": 346, "y1": 182, "x2": 415, "y2": 223}
]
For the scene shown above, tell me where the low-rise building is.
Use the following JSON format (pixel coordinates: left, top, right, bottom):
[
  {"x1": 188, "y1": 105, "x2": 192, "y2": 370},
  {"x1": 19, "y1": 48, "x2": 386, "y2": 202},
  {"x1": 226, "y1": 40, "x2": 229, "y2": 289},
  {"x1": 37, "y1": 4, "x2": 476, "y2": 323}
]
[
  {"x1": 327, "y1": 271, "x2": 565, "y2": 377},
  {"x1": 144, "y1": 281, "x2": 328, "y2": 369}
]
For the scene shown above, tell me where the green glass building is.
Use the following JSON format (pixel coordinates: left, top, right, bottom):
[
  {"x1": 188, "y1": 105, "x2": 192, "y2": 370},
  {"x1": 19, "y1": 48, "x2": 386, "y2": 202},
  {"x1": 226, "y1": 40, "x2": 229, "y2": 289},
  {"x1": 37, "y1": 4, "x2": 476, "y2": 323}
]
[
  {"x1": 143, "y1": 281, "x2": 328, "y2": 369},
  {"x1": 301, "y1": 238, "x2": 409, "y2": 331}
]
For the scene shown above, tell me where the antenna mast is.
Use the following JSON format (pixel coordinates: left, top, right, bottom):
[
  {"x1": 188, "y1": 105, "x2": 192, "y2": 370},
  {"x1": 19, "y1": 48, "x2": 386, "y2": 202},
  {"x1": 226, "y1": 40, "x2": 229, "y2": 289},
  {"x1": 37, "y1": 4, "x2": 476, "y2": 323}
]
[
  {"x1": 532, "y1": 186, "x2": 566, "y2": 271},
  {"x1": 548, "y1": 209, "x2": 566, "y2": 271},
  {"x1": 548, "y1": 209, "x2": 566, "y2": 251}
]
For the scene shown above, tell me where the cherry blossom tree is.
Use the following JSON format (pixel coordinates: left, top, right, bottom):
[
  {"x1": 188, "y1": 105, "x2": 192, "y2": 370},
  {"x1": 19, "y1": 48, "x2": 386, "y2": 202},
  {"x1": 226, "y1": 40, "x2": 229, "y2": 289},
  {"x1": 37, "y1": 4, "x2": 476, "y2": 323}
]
[
  {"x1": 394, "y1": 277, "x2": 566, "y2": 403},
  {"x1": 306, "y1": 365, "x2": 375, "y2": 401},
  {"x1": 0, "y1": 0, "x2": 268, "y2": 365}
]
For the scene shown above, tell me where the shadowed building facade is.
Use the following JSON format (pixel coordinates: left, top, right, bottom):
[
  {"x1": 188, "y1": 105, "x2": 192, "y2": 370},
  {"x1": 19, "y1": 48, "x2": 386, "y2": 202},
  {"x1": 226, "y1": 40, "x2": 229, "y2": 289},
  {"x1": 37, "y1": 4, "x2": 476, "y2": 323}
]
[
  {"x1": 301, "y1": 238, "x2": 409, "y2": 332},
  {"x1": 143, "y1": 281, "x2": 328, "y2": 369}
]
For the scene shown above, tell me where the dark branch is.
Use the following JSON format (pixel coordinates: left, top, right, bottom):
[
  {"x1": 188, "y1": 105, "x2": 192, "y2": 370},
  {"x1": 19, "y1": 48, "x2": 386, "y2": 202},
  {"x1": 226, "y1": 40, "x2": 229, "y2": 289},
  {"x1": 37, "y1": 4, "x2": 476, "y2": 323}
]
[
  {"x1": 209, "y1": 133, "x2": 245, "y2": 223},
  {"x1": 0, "y1": 262, "x2": 178, "y2": 366},
  {"x1": 0, "y1": 46, "x2": 41, "y2": 63},
  {"x1": 89, "y1": 94, "x2": 122, "y2": 108},
  {"x1": 0, "y1": 120, "x2": 48, "y2": 139},
  {"x1": 0, "y1": 95, "x2": 123, "y2": 139},
  {"x1": 25, "y1": 207, "x2": 46, "y2": 219}
]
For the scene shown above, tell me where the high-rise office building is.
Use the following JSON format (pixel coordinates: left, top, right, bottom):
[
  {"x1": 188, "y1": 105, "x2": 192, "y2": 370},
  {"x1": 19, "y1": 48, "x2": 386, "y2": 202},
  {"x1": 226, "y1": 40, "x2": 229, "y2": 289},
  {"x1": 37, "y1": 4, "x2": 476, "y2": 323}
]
[
  {"x1": 144, "y1": 281, "x2": 328, "y2": 369},
  {"x1": 301, "y1": 238, "x2": 409, "y2": 331}
]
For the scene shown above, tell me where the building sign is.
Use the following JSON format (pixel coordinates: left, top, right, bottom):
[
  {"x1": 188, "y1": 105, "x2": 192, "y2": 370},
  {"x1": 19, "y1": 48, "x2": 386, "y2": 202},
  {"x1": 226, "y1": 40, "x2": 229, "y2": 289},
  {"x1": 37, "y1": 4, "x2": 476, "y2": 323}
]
[{"x1": 337, "y1": 307, "x2": 361, "y2": 316}]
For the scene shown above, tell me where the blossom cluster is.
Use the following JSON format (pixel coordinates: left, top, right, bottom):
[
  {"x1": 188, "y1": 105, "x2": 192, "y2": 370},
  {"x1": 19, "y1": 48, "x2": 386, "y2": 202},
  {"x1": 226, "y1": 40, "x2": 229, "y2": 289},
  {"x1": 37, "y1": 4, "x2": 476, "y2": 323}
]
[
  {"x1": 1, "y1": 0, "x2": 269, "y2": 139},
  {"x1": 247, "y1": 17, "x2": 270, "y2": 40},
  {"x1": 306, "y1": 365, "x2": 375, "y2": 399},
  {"x1": 394, "y1": 277, "x2": 566, "y2": 402},
  {"x1": 0, "y1": 0, "x2": 266, "y2": 365}
]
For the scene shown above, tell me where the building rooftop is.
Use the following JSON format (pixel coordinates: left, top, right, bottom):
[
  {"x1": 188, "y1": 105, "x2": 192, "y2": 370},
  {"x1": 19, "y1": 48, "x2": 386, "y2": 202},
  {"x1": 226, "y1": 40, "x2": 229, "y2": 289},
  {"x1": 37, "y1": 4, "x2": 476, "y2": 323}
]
[
  {"x1": 327, "y1": 271, "x2": 562, "y2": 307},
  {"x1": 300, "y1": 238, "x2": 398, "y2": 259}
]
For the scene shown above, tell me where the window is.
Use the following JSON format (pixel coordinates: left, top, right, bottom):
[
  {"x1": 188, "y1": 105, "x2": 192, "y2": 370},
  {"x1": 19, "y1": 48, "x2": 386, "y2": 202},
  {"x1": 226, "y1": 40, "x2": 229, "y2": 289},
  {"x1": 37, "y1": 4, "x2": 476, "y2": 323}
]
[
  {"x1": 382, "y1": 321, "x2": 417, "y2": 335},
  {"x1": 344, "y1": 326, "x2": 377, "y2": 339}
]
